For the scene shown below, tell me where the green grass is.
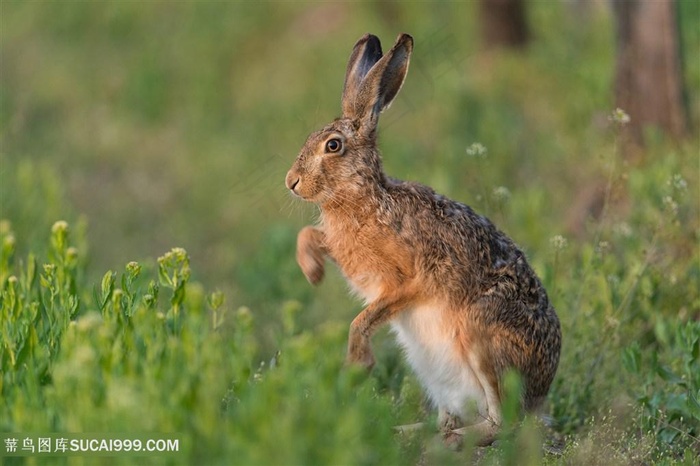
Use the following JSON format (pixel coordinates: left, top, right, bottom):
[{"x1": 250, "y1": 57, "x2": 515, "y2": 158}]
[{"x1": 1, "y1": 1, "x2": 699, "y2": 465}]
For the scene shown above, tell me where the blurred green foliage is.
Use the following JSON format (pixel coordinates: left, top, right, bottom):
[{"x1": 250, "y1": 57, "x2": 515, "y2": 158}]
[{"x1": 1, "y1": 1, "x2": 699, "y2": 464}]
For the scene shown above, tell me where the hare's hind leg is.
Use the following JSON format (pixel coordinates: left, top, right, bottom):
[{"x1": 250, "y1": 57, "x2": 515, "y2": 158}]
[
  {"x1": 297, "y1": 226, "x2": 326, "y2": 285},
  {"x1": 448, "y1": 353, "x2": 503, "y2": 446}
]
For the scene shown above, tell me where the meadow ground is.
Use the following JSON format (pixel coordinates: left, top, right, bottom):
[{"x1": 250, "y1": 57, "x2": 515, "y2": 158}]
[{"x1": 1, "y1": 2, "x2": 699, "y2": 465}]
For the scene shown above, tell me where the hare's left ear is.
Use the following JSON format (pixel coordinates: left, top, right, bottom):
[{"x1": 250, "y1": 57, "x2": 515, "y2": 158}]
[
  {"x1": 342, "y1": 33, "x2": 413, "y2": 131},
  {"x1": 342, "y1": 34, "x2": 383, "y2": 116}
]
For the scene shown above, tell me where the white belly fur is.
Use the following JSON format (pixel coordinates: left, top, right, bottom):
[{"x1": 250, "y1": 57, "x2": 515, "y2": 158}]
[{"x1": 390, "y1": 303, "x2": 487, "y2": 419}]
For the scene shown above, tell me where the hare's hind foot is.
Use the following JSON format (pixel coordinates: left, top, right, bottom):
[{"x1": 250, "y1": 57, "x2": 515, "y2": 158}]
[
  {"x1": 438, "y1": 410, "x2": 499, "y2": 448},
  {"x1": 451, "y1": 418, "x2": 500, "y2": 447},
  {"x1": 438, "y1": 409, "x2": 463, "y2": 432},
  {"x1": 438, "y1": 410, "x2": 466, "y2": 450},
  {"x1": 296, "y1": 226, "x2": 326, "y2": 285}
]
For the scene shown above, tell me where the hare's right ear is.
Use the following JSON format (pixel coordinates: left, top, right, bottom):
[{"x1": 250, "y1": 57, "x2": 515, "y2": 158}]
[
  {"x1": 342, "y1": 34, "x2": 383, "y2": 117},
  {"x1": 342, "y1": 33, "x2": 413, "y2": 132}
]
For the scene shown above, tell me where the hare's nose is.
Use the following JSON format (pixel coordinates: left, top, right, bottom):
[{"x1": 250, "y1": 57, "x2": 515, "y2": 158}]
[{"x1": 285, "y1": 171, "x2": 300, "y2": 192}]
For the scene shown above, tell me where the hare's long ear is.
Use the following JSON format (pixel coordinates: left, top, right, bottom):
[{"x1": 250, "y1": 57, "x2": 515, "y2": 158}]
[
  {"x1": 342, "y1": 34, "x2": 383, "y2": 117},
  {"x1": 342, "y1": 33, "x2": 413, "y2": 132}
]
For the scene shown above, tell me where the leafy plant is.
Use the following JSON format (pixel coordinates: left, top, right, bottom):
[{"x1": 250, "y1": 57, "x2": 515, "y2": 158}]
[{"x1": 623, "y1": 320, "x2": 700, "y2": 459}]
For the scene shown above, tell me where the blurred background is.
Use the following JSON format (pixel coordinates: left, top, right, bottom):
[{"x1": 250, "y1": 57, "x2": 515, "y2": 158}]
[{"x1": 2, "y1": 1, "x2": 698, "y2": 341}]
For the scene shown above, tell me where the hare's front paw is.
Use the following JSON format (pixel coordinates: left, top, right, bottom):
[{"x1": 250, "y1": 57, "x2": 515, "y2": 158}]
[
  {"x1": 298, "y1": 249, "x2": 324, "y2": 285},
  {"x1": 346, "y1": 337, "x2": 376, "y2": 370},
  {"x1": 296, "y1": 226, "x2": 325, "y2": 285}
]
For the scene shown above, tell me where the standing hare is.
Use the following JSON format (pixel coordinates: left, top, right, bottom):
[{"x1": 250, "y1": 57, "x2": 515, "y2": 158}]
[{"x1": 285, "y1": 33, "x2": 561, "y2": 446}]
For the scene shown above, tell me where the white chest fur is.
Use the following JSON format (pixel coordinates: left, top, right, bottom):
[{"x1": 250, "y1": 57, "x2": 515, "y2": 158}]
[{"x1": 390, "y1": 303, "x2": 488, "y2": 419}]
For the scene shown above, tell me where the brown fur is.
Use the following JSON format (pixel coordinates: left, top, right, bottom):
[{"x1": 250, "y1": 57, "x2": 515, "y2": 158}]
[{"x1": 285, "y1": 33, "x2": 561, "y2": 446}]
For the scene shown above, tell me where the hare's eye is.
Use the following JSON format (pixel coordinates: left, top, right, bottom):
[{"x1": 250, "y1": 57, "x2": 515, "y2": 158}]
[{"x1": 325, "y1": 138, "x2": 342, "y2": 153}]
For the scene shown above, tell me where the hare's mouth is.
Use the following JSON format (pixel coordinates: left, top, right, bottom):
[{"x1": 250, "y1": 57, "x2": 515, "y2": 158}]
[
  {"x1": 287, "y1": 182, "x2": 314, "y2": 202},
  {"x1": 290, "y1": 189, "x2": 318, "y2": 203},
  {"x1": 290, "y1": 189, "x2": 308, "y2": 200},
  {"x1": 285, "y1": 172, "x2": 315, "y2": 201},
  {"x1": 285, "y1": 170, "x2": 327, "y2": 203}
]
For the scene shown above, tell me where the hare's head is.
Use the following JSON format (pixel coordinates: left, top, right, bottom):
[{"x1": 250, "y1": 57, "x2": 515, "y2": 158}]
[{"x1": 285, "y1": 33, "x2": 413, "y2": 204}]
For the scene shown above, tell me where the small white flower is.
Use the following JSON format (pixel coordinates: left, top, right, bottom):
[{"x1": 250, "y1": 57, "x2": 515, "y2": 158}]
[
  {"x1": 613, "y1": 222, "x2": 632, "y2": 238},
  {"x1": 609, "y1": 108, "x2": 630, "y2": 125},
  {"x1": 668, "y1": 174, "x2": 687, "y2": 192},
  {"x1": 492, "y1": 186, "x2": 511, "y2": 202},
  {"x1": 466, "y1": 142, "x2": 488, "y2": 158},
  {"x1": 550, "y1": 235, "x2": 568, "y2": 251},
  {"x1": 662, "y1": 195, "x2": 679, "y2": 215},
  {"x1": 597, "y1": 241, "x2": 610, "y2": 255}
]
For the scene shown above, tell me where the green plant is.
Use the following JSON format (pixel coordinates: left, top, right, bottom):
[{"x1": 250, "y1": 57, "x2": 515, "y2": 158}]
[{"x1": 623, "y1": 320, "x2": 700, "y2": 459}]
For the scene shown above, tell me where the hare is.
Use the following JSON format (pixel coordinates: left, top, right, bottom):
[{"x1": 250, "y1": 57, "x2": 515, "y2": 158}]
[{"x1": 285, "y1": 33, "x2": 561, "y2": 446}]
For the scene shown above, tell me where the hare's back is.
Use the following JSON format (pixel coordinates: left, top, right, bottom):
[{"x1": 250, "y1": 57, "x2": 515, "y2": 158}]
[{"x1": 386, "y1": 179, "x2": 523, "y2": 280}]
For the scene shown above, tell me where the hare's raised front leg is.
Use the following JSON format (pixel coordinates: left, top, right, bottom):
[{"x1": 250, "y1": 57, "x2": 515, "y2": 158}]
[
  {"x1": 296, "y1": 226, "x2": 327, "y2": 285},
  {"x1": 346, "y1": 293, "x2": 414, "y2": 370}
]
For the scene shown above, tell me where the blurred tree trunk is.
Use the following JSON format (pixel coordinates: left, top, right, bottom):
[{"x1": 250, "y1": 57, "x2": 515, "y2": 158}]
[
  {"x1": 479, "y1": 0, "x2": 529, "y2": 49},
  {"x1": 612, "y1": 0, "x2": 688, "y2": 147}
]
